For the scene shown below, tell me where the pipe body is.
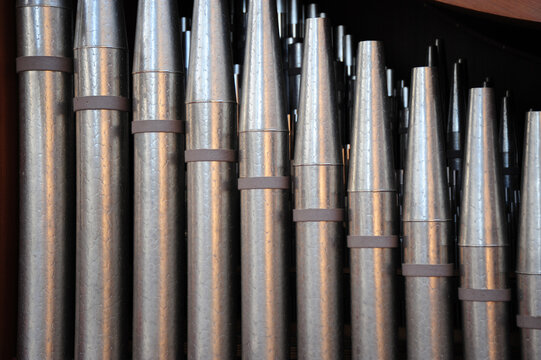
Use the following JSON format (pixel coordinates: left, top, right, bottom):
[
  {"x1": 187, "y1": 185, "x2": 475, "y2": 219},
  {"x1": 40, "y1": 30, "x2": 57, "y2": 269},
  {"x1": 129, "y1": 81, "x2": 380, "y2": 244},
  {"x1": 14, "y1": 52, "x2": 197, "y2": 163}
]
[
  {"x1": 294, "y1": 17, "x2": 343, "y2": 360},
  {"x1": 74, "y1": 1, "x2": 129, "y2": 358},
  {"x1": 516, "y1": 111, "x2": 541, "y2": 359},
  {"x1": 186, "y1": 0, "x2": 237, "y2": 358},
  {"x1": 17, "y1": 0, "x2": 74, "y2": 358},
  {"x1": 239, "y1": 1, "x2": 289, "y2": 358},
  {"x1": 459, "y1": 87, "x2": 509, "y2": 360},
  {"x1": 348, "y1": 41, "x2": 398, "y2": 360},
  {"x1": 403, "y1": 67, "x2": 454, "y2": 360},
  {"x1": 132, "y1": 0, "x2": 185, "y2": 358}
]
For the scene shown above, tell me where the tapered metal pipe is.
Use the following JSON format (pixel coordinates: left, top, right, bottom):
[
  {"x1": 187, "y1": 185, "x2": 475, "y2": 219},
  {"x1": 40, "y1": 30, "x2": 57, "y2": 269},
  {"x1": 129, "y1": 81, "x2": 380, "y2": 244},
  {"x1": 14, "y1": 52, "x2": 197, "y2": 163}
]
[
  {"x1": 399, "y1": 83, "x2": 409, "y2": 169},
  {"x1": 293, "y1": 17, "x2": 343, "y2": 360},
  {"x1": 277, "y1": 0, "x2": 287, "y2": 39},
  {"x1": 517, "y1": 111, "x2": 541, "y2": 360},
  {"x1": 239, "y1": 1, "x2": 289, "y2": 357},
  {"x1": 17, "y1": 1, "x2": 74, "y2": 358},
  {"x1": 344, "y1": 34, "x2": 355, "y2": 77},
  {"x1": 459, "y1": 87, "x2": 509, "y2": 360},
  {"x1": 403, "y1": 67, "x2": 454, "y2": 360},
  {"x1": 186, "y1": 0, "x2": 237, "y2": 358},
  {"x1": 180, "y1": 17, "x2": 191, "y2": 79},
  {"x1": 447, "y1": 61, "x2": 466, "y2": 175},
  {"x1": 348, "y1": 41, "x2": 398, "y2": 360},
  {"x1": 288, "y1": 40, "x2": 303, "y2": 143},
  {"x1": 74, "y1": 2, "x2": 129, "y2": 359},
  {"x1": 132, "y1": 0, "x2": 185, "y2": 358}
]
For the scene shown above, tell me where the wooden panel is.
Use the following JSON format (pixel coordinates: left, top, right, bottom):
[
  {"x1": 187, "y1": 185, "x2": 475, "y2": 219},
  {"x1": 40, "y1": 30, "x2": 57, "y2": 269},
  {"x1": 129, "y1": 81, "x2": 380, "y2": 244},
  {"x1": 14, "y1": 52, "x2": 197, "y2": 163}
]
[
  {"x1": 434, "y1": 0, "x2": 541, "y2": 23},
  {"x1": 0, "y1": 1, "x2": 18, "y2": 359}
]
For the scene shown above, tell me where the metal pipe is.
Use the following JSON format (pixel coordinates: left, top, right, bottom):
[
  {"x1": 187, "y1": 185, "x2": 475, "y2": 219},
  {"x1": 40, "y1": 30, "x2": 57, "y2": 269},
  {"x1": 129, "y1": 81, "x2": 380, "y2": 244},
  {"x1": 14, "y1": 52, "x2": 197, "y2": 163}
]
[
  {"x1": 180, "y1": 17, "x2": 191, "y2": 82},
  {"x1": 132, "y1": 0, "x2": 185, "y2": 358},
  {"x1": 293, "y1": 17, "x2": 344, "y2": 360},
  {"x1": 186, "y1": 0, "x2": 237, "y2": 358},
  {"x1": 348, "y1": 40, "x2": 398, "y2": 360},
  {"x1": 459, "y1": 87, "x2": 510, "y2": 360},
  {"x1": 403, "y1": 66, "x2": 454, "y2": 360},
  {"x1": 288, "y1": 0, "x2": 301, "y2": 40},
  {"x1": 17, "y1": 0, "x2": 74, "y2": 358},
  {"x1": 517, "y1": 111, "x2": 541, "y2": 359},
  {"x1": 277, "y1": 0, "x2": 288, "y2": 39},
  {"x1": 74, "y1": 1, "x2": 130, "y2": 358},
  {"x1": 239, "y1": 1, "x2": 289, "y2": 357}
]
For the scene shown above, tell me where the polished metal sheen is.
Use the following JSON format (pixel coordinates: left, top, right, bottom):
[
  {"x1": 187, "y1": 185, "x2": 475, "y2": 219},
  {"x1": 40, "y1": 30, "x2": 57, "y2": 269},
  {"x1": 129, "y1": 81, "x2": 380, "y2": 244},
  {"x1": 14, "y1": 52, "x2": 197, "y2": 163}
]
[
  {"x1": 186, "y1": 0, "x2": 237, "y2": 358},
  {"x1": 239, "y1": 1, "x2": 289, "y2": 358},
  {"x1": 459, "y1": 87, "x2": 509, "y2": 360},
  {"x1": 294, "y1": 17, "x2": 344, "y2": 360},
  {"x1": 516, "y1": 111, "x2": 541, "y2": 360},
  {"x1": 17, "y1": 0, "x2": 74, "y2": 358},
  {"x1": 132, "y1": 0, "x2": 185, "y2": 358},
  {"x1": 348, "y1": 40, "x2": 398, "y2": 360},
  {"x1": 403, "y1": 67, "x2": 454, "y2": 360},
  {"x1": 74, "y1": 1, "x2": 129, "y2": 358}
]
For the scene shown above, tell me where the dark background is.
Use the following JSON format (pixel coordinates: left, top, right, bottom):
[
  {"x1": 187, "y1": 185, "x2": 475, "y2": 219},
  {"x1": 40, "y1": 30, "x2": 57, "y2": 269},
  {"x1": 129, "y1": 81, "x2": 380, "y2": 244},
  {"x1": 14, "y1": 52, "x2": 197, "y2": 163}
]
[{"x1": 2, "y1": 0, "x2": 540, "y2": 358}]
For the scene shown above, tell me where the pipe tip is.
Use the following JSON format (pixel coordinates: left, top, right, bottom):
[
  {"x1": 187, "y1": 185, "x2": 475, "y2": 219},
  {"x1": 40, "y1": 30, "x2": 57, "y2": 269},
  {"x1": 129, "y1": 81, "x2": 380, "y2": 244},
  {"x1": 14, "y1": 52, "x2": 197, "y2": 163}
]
[
  {"x1": 459, "y1": 87, "x2": 507, "y2": 246},
  {"x1": 294, "y1": 17, "x2": 342, "y2": 166},
  {"x1": 74, "y1": 0, "x2": 127, "y2": 49},
  {"x1": 239, "y1": 0, "x2": 287, "y2": 132},
  {"x1": 403, "y1": 66, "x2": 450, "y2": 221},
  {"x1": 133, "y1": 0, "x2": 183, "y2": 73},
  {"x1": 186, "y1": 0, "x2": 235, "y2": 103},
  {"x1": 348, "y1": 41, "x2": 396, "y2": 192}
]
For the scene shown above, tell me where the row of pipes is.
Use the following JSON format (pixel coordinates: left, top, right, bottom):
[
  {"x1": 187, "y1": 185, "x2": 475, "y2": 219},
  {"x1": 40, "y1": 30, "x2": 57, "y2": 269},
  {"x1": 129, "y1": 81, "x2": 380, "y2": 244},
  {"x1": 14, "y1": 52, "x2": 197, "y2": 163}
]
[{"x1": 16, "y1": 0, "x2": 540, "y2": 359}]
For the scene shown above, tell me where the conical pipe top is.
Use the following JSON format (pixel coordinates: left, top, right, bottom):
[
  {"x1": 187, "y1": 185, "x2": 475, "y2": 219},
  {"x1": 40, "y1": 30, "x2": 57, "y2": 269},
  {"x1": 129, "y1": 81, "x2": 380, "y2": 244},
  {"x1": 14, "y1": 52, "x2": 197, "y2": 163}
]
[
  {"x1": 517, "y1": 111, "x2": 541, "y2": 274},
  {"x1": 239, "y1": 0, "x2": 287, "y2": 132},
  {"x1": 459, "y1": 87, "x2": 507, "y2": 246},
  {"x1": 499, "y1": 92, "x2": 519, "y2": 168},
  {"x1": 186, "y1": 0, "x2": 235, "y2": 103},
  {"x1": 294, "y1": 17, "x2": 341, "y2": 166},
  {"x1": 74, "y1": 0, "x2": 127, "y2": 49},
  {"x1": 348, "y1": 41, "x2": 395, "y2": 192},
  {"x1": 447, "y1": 61, "x2": 466, "y2": 135},
  {"x1": 133, "y1": 0, "x2": 183, "y2": 73},
  {"x1": 403, "y1": 66, "x2": 450, "y2": 222}
]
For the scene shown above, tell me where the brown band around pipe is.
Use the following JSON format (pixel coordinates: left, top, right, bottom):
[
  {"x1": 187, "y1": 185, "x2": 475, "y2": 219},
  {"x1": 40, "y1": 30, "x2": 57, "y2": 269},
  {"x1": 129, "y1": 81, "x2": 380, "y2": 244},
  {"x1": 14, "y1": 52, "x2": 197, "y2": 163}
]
[
  {"x1": 458, "y1": 288, "x2": 511, "y2": 302},
  {"x1": 16, "y1": 56, "x2": 73, "y2": 73},
  {"x1": 293, "y1": 208, "x2": 345, "y2": 222},
  {"x1": 184, "y1": 149, "x2": 237, "y2": 163},
  {"x1": 347, "y1": 235, "x2": 399, "y2": 248},
  {"x1": 516, "y1": 315, "x2": 541, "y2": 329},
  {"x1": 402, "y1": 263, "x2": 455, "y2": 277},
  {"x1": 74, "y1": 96, "x2": 130, "y2": 112},
  {"x1": 132, "y1": 120, "x2": 185, "y2": 134},
  {"x1": 238, "y1": 176, "x2": 290, "y2": 190}
]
